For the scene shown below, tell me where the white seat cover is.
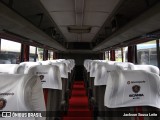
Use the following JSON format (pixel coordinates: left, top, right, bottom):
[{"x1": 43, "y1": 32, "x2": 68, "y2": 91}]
[
  {"x1": 62, "y1": 61, "x2": 72, "y2": 73},
  {"x1": 19, "y1": 62, "x2": 42, "y2": 74},
  {"x1": 86, "y1": 60, "x2": 92, "y2": 72},
  {"x1": 131, "y1": 65, "x2": 159, "y2": 75},
  {"x1": 39, "y1": 61, "x2": 52, "y2": 65},
  {"x1": 84, "y1": 59, "x2": 91, "y2": 69},
  {"x1": 67, "y1": 59, "x2": 75, "y2": 69},
  {"x1": 88, "y1": 60, "x2": 95, "y2": 73},
  {"x1": 52, "y1": 63, "x2": 68, "y2": 79},
  {"x1": 94, "y1": 64, "x2": 116, "y2": 86},
  {"x1": 104, "y1": 70, "x2": 160, "y2": 108},
  {"x1": 25, "y1": 65, "x2": 62, "y2": 90},
  {"x1": 48, "y1": 60, "x2": 58, "y2": 63},
  {"x1": 99, "y1": 60, "x2": 107, "y2": 62},
  {"x1": 106, "y1": 61, "x2": 116, "y2": 65},
  {"x1": 0, "y1": 74, "x2": 46, "y2": 120},
  {"x1": 0, "y1": 64, "x2": 19, "y2": 74},
  {"x1": 114, "y1": 62, "x2": 134, "y2": 70},
  {"x1": 90, "y1": 62, "x2": 99, "y2": 77}
]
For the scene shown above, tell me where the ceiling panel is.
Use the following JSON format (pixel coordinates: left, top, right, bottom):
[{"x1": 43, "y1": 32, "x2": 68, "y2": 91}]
[
  {"x1": 77, "y1": 34, "x2": 82, "y2": 42},
  {"x1": 90, "y1": 27, "x2": 100, "y2": 34},
  {"x1": 40, "y1": 0, "x2": 75, "y2": 11},
  {"x1": 82, "y1": 34, "x2": 95, "y2": 42},
  {"x1": 64, "y1": 33, "x2": 77, "y2": 42},
  {"x1": 50, "y1": 12, "x2": 75, "y2": 25},
  {"x1": 40, "y1": 0, "x2": 121, "y2": 42},
  {"x1": 85, "y1": 0, "x2": 120, "y2": 12},
  {"x1": 59, "y1": 27, "x2": 68, "y2": 34},
  {"x1": 83, "y1": 12, "x2": 109, "y2": 27}
]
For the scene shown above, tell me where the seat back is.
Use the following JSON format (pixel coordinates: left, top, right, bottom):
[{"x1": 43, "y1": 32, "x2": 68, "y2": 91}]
[
  {"x1": 90, "y1": 61, "x2": 99, "y2": 78},
  {"x1": 94, "y1": 64, "x2": 116, "y2": 86},
  {"x1": 25, "y1": 65, "x2": 62, "y2": 90},
  {"x1": 52, "y1": 62, "x2": 69, "y2": 102},
  {"x1": 92, "y1": 64, "x2": 117, "y2": 119},
  {"x1": 26, "y1": 65, "x2": 62, "y2": 119},
  {"x1": 104, "y1": 70, "x2": 160, "y2": 120}
]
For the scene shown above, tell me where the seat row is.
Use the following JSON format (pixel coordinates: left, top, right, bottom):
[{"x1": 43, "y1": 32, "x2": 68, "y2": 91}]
[
  {"x1": 84, "y1": 59, "x2": 160, "y2": 120},
  {"x1": 0, "y1": 59, "x2": 75, "y2": 120}
]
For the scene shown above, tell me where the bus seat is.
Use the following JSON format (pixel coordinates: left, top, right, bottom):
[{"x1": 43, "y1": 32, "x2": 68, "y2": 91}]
[
  {"x1": 83, "y1": 60, "x2": 91, "y2": 92},
  {"x1": 89, "y1": 61, "x2": 99, "y2": 97},
  {"x1": 88, "y1": 61, "x2": 99, "y2": 108},
  {"x1": 104, "y1": 70, "x2": 160, "y2": 120},
  {"x1": 92, "y1": 64, "x2": 117, "y2": 120},
  {"x1": 0, "y1": 64, "x2": 19, "y2": 74},
  {"x1": 59, "y1": 60, "x2": 74, "y2": 98},
  {"x1": 84, "y1": 60, "x2": 93, "y2": 94},
  {"x1": 0, "y1": 74, "x2": 46, "y2": 120},
  {"x1": 51, "y1": 62, "x2": 70, "y2": 112},
  {"x1": 25, "y1": 65, "x2": 63, "y2": 120},
  {"x1": 25, "y1": 65, "x2": 62, "y2": 90}
]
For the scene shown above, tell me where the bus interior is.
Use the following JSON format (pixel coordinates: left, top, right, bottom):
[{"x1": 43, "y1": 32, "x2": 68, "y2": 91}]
[{"x1": 0, "y1": 0, "x2": 160, "y2": 120}]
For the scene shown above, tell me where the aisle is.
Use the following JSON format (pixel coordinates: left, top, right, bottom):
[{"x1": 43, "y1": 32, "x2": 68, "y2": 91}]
[{"x1": 63, "y1": 81, "x2": 92, "y2": 120}]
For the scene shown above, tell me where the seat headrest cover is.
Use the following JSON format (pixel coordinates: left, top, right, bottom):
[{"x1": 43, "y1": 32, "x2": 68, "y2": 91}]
[
  {"x1": 62, "y1": 61, "x2": 72, "y2": 73},
  {"x1": 90, "y1": 62, "x2": 99, "y2": 77},
  {"x1": 84, "y1": 59, "x2": 91, "y2": 68},
  {"x1": 94, "y1": 64, "x2": 116, "y2": 86},
  {"x1": 104, "y1": 70, "x2": 160, "y2": 108},
  {"x1": 39, "y1": 61, "x2": 52, "y2": 65},
  {"x1": 52, "y1": 63, "x2": 68, "y2": 78},
  {"x1": 88, "y1": 61, "x2": 95, "y2": 72},
  {"x1": 0, "y1": 74, "x2": 46, "y2": 112},
  {"x1": 84, "y1": 60, "x2": 92, "y2": 72},
  {"x1": 114, "y1": 62, "x2": 134, "y2": 70},
  {"x1": 0, "y1": 64, "x2": 19, "y2": 74},
  {"x1": 106, "y1": 61, "x2": 116, "y2": 65},
  {"x1": 19, "y1": 62, "x2": 42, "y2": 73},
  {"x1": 20, "y1": 62, "x2": 42, "y2": 66},
  {"x1": 26, "y1": 65, "x2": 62, "y2": 90},
  {"x1": 132, "y1": 65, "x2": 159, "y2": 75}
]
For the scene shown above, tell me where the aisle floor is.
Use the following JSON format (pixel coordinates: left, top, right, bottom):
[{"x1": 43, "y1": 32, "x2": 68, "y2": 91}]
[{"x1": 63, "y1": 81, "x2": 92, "y2": 120}]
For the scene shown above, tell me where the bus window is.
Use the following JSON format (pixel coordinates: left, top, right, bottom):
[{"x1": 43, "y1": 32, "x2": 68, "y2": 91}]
[
  {"x1": 115, "y1": 48, "x2": 122, "y2": 62},
  {"x1": 105, "y1": 51, "x2": 110, "y2": 61},
  {"x1": 37, "y1": 47, "x2": 43, "y2": 61},
  {"x1": 123, "y1": 47, "x2": 128, "y2": 62},
  {"x1": 137, "y1": 40, "x2": 157, "y2": 66},
  {"x1": 29, "y1": 46, "x2": 36, "y2": 62},
  {"x1": 48, "y1": 50, "x2": 54, "y2": 60},
  {"x1": 0, "y1": 39, "x2": 21, "y2": 64}
]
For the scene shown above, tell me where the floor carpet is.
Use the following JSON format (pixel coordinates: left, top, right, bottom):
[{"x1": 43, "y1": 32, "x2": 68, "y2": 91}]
[{"x1": 63, "y1": 81, "x2": 92, "y2": 120}]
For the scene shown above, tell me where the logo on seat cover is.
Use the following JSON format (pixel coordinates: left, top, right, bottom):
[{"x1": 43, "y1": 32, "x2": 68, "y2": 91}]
[
  {"x1": 39, "y1": 75, "x2": 46, "y2": 83},
  {"x1": 127, "y1": 81, "x2": 130, "y2": 85},
  {"x1": 39, "y1": 75, "x2": 44, "y2": 80},
  {"x1": 0, "y1": 98, "x2": 7, "y2": 110},
  {"x1": 132, "y1": 85, "x2": 140, "y2": 93}
]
